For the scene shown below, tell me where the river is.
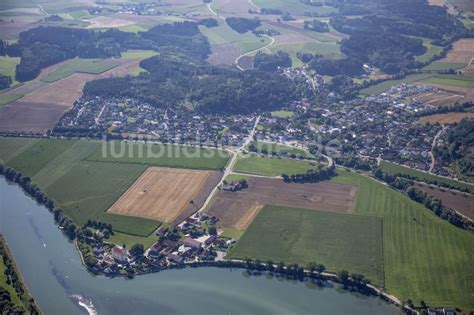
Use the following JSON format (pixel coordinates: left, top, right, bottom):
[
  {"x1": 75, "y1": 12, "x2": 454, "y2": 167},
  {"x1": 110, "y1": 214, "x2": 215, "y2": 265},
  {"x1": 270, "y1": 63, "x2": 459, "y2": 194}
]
[{"x1": 0, "y1": 177, "x2": 399, "y2": 315}]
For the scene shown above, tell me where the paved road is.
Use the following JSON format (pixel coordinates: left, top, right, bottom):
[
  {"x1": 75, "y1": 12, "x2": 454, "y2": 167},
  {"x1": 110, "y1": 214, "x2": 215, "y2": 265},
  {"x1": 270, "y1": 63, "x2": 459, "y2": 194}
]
[
  {"x1": 235, "y1": 36, "x2": 275, "y2": 70},
  {"x1": 207, "y1": 2, "x2": 223, "y2": 19},
  {"x1": 428, "y1": 125, "x2": 446, "y2": 174},
  {"x1": 180, "y1": 116, "x2": 261, "y2": 221}
]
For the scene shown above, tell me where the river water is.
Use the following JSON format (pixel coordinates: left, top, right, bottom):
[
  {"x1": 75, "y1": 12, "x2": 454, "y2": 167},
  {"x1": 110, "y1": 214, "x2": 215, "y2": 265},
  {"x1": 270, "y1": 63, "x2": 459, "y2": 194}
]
[{"x1": 0, "y1": 177, "x2": 399, "y2": 315}]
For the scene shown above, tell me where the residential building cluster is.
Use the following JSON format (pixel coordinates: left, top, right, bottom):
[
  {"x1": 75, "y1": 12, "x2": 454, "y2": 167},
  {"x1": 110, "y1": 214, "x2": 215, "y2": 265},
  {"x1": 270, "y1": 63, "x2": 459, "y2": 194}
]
[
  {"x1": 54, "y1": 96, "x2": 256, "y2": 147},
  {"x1": 80, "y1": 211, "x2": 237, "y2": 277},
  {"x1": 55, "y1": 83, "x2": 463, "y2": 180}
]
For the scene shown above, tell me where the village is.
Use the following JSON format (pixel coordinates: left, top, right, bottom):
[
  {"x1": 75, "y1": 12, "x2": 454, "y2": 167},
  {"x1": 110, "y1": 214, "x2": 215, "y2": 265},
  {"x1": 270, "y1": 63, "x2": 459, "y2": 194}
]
[
  {"x1": 54, "y1": 95, "x2": 256, "y2": 147},
  {"x1": 253, "y1": 83, "x2": 458, "y2": 177},
  {"x1": 54, "y1": 82, "x2": 467, "y2": 181}
]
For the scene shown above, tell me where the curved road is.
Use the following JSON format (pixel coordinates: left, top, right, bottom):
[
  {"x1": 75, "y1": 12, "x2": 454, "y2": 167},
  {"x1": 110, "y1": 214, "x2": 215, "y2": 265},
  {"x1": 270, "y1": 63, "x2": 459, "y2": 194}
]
[
  {"x1": 428, "y1": 125, "x2": 446, "y2": 174},
  {"x1": 235, "y1": 36, "x2": 275, "y2": 70},
  {"x1": 207, "y1": 2, "x2": 223, "y2": 19},
  {"x1": 206, "y1": 1, "x2": 275, "y2": 70}
]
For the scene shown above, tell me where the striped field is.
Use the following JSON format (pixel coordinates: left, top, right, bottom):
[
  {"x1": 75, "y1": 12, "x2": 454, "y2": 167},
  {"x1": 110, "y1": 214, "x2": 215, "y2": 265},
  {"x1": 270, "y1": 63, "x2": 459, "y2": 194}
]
[{"x1": 332, "y1": 170, "x2": 474, "y2": 310}]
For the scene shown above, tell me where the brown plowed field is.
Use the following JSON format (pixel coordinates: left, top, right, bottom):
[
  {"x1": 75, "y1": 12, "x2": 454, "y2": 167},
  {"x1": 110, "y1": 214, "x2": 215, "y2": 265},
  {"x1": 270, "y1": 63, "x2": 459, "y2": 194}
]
[
  {"x1": 417, "y1": 183, "x2": 474, "y2": 220},
  {"x1": 0, "y1": 59, "x2": 140, "y2": 134},
  {"x1": 417, "y1": 83, "x2": 474, "y2": 103},
  {"x1": 107, "y1": 167, "x2": 222, "y2": 224},
  {"x1": 412, "y1": 90, "x2": 465, "y2": 106},
  {"x1": 438, "y1": 39, "x2": 474, "y2": 64},
  {"x1": 418, "y1": 112, "x2": 474, "y2": 124},
  {"x1": 85, "y1": 16, "x2": 135, "y2": 29},
  {"x1": 208, "y1": 177, "x2": 357, "y2": 230}
]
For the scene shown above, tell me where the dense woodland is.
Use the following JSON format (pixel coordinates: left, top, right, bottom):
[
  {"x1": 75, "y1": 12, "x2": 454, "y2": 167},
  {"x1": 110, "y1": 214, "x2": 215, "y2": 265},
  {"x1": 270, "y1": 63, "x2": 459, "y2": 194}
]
[
  {"x1": 0, "y1": 74, "x2": 11, "y2": 89},
  {"x1": 84, "y1": 52, "x2": 305, "y2": 114},
  {"x1": 435, "y1": 119, "x2": 474, "y2": 178},
  {"x1": 75, "y1": 21, "x2": 310, "y2": 114},
  {"x1": 303, "y1": 20, "x2": 329, "y2": 33},
  {"x1": 253, "y1": 51, "x2": 292, "y2": 72}
]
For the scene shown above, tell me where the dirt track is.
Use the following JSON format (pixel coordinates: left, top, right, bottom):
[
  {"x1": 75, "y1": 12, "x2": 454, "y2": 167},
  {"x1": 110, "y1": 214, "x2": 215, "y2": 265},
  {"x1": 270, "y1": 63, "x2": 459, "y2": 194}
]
[
  {"x1": 107, "y1": 167, "x2": 222, "y2": 224},
  {"x1": 208, "y1": 177, "x2": 357, "y2": 230}
]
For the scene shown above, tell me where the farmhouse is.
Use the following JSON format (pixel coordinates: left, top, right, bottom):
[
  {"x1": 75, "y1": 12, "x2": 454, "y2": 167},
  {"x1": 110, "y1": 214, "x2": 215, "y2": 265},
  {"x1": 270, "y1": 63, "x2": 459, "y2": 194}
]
[
  {"x1": 222, "y1": 181, "x2": 241, "y2": 191},
  {"x1": 111, "y1": 246, "x2": 128, "y2": 263},
  {"x1": 167, "y1": 253, "x2": 183, "y2": 264},
  {"x1": 183, "y1": 238, "x2": 202, "y2": 249}
]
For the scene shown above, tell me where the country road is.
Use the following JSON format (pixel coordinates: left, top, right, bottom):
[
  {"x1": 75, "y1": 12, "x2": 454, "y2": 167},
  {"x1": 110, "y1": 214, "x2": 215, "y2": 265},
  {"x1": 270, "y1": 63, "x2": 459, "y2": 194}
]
[
  {"x1": 428, "y1": 125, "x2": 446, "y2": 174},
  {"x1": 235, "y1": 36, "x2": 275, "y2": 70},
  {"x1": 179, "y1": 115, "x2": 261, "y2": 223},
  {"x1": 205, "y1": 0, "x2": 275, "y2": 71},
  {"x1": 207, "y1": 2, "x2": 223, "y2": 19}
]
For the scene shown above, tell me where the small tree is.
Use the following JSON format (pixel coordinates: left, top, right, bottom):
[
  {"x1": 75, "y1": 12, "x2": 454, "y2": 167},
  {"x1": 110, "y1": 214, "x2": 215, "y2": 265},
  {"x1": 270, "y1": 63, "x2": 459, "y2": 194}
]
[
  {"x1": 208, "y1": 226, "x2": 217, "y2": 236},
  {"x1": 130, "y1": 243, "x2": 144, "y2": 258}
]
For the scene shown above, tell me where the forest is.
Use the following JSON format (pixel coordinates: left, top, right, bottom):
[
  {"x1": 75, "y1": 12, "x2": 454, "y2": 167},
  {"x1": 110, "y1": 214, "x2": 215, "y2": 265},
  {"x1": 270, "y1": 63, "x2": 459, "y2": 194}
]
[
  {"x1": 324, "y1": 0, "x2": 472, "y2": 75},
  {"x1": 254, "y1": 51, "x2": 292, "y2": 72},
  {"x1": 84, "y1": 52, "x2": 306, "y2": 114},
  {"x1": 435, "y1": 119, "x2": 474, "y2": 178}
]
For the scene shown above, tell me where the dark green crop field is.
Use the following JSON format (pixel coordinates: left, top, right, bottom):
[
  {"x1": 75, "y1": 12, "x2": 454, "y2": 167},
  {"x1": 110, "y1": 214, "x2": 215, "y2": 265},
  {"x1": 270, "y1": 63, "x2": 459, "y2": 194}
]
[
  {"x1": 44, "y1": 160, "x2": 156, "y2": 236},
  {"x1": 86, "y1": 141, "x2": 230, "y2": 170},
  {"x1": 7, "y1": 138, "x2": 77, "y2": 177}
]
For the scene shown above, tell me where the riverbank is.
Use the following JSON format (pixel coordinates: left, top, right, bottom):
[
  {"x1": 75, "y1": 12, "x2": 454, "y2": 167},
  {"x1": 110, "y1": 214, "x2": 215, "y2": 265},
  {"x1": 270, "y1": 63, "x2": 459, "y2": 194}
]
[
  {"x1": 77, "y1": 245, "x2": 415, "y2": 314},
  {"x1": 0, "y1": 175, "x2": 403, "y2": 314},
  {"x1": 0, "y1": 235, "x2": 42, "y2": 314},
  {"x1": 0, "y1": 165, "x2": 412, "y2": 313}
]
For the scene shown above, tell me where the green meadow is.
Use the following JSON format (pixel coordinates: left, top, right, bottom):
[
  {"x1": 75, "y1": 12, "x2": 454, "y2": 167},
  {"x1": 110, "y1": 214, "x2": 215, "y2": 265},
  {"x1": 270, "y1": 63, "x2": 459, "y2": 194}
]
[
  {"x1": 229, "y1": 205, "x2": 385, "y2": 286},
  {"x1": 253, "y1": 0, "x2": 337, "y2": 16},
  {"x1": 379, "y1": 160, "x2": 474, "y2": 193},
  {"x1": 0, "y1": 137, "x2": 232, "y2": 240},
  {"x1": 0, "y1": 94, "x2": 23, "y2": 107},
  {"x1": 232, "y1": 169, "x2": 474, "y2": 309},
  {"x1": 86, "y1": 141, "x2": 230, "y2": 170},
  {"x1": 331, "y1": 170, "x2": 474, "y2": 309},
  {"x1": 360, "y1": 73, "x2": 435, "y2": 95},
  {"x1": 247, "y1": 141, "x2": 310, "y2": 157},
  {"x1": 41, "y1": 59, "x2": 118, "y2": 83},
  {"x1": 233, "y1": 155, "x2": 319, "y2": 176}
]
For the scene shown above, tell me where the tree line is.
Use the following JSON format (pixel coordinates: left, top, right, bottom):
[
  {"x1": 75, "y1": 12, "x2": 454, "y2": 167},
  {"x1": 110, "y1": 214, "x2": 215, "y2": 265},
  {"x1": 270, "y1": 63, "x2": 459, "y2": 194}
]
[
  {"x1": 373, "y1": 168, "x2": 473, "y2": 231},
  {"x1": 282, "y1": 165, "x2": 336, "y2": 183},
  {"x1": 0, "y1": 163, "x2": 78, "y2": 240},
  {"x1": 253, "y1": 51, "x2": 292, "y2": 72}
]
